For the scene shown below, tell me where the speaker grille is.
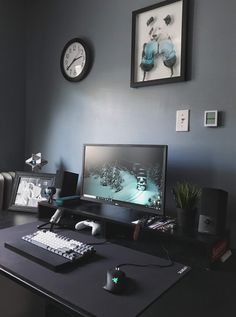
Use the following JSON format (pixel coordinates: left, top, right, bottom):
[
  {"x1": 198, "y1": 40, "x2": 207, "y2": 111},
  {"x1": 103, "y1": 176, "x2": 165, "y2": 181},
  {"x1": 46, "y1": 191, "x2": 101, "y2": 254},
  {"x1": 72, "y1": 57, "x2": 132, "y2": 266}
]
[{"x1": 198, "y1": 188, "x2": 228, "y2": 235}]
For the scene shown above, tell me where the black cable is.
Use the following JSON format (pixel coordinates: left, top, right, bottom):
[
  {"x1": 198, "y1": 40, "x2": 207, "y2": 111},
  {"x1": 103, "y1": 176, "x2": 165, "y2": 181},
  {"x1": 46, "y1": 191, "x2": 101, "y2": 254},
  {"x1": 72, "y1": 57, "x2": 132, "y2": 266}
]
[
  {"x1": 37, "y1": 222, "x2": 59, "y2": 230},
  {"x1": 37, "y1": 222, "x2": 51, "y2": 230},
  {"x1": 87, "y1": 240, "x2": 107, "y2": 245},
  {"x1": 37, "y1": 222, "x2": 72, "y2": 231},
  {"x1": 116, "y1": 241, "x2": 174, "y2": 270},
  {"x1": 116, "y1": 261, "x2": 174, "y2": 270},
  {"x1": 159, "y1": 241, "x2": 172, "y2": 263}
]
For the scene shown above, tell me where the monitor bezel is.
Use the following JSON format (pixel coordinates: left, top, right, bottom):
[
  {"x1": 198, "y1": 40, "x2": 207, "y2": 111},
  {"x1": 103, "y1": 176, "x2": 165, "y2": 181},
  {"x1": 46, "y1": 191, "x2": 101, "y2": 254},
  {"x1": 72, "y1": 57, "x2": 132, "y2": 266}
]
[{"x1": 80, "y1": 144, "x2": 168, "y2": 216}]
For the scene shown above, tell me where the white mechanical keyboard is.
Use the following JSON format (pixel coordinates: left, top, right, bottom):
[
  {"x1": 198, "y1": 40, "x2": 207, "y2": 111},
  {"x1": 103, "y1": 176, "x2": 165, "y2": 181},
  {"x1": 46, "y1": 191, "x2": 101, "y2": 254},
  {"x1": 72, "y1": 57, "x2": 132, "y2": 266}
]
[{"x1": 22, "y1": 230, "x2": 95, "y2": 262}]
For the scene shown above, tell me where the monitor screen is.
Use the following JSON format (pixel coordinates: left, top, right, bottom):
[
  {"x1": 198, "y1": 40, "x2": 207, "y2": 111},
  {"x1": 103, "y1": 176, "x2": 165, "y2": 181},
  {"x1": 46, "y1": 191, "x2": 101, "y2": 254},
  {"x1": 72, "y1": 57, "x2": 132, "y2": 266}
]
[{"x1": 81, "y1": 144, "x2": 168, "y2": 215}]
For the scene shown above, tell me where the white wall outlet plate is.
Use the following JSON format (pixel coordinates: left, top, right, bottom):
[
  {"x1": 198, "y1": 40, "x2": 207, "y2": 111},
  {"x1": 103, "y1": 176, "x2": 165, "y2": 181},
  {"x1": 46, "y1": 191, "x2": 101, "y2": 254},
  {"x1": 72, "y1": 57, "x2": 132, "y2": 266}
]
[
  {"x1": 204, "y1": 110, "x2": 218, "y2": 127},
  {"x1": 176, "y1": 109, "x2": 189, "y2": 132}
]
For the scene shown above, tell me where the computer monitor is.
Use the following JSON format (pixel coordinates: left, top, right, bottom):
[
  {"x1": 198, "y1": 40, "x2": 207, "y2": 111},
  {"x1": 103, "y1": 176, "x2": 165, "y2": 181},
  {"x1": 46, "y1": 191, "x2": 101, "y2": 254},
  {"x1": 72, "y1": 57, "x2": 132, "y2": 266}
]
[{"x1": 80, "y1": 144, "x2": 168, "y2": 216}]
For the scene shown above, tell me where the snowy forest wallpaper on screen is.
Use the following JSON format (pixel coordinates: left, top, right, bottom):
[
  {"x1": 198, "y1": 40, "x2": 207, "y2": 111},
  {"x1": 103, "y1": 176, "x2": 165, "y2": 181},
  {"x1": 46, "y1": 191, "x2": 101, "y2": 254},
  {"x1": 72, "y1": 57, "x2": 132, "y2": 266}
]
[{"x1": 82, "y1": 145, "x2": 167, "y2": 212}]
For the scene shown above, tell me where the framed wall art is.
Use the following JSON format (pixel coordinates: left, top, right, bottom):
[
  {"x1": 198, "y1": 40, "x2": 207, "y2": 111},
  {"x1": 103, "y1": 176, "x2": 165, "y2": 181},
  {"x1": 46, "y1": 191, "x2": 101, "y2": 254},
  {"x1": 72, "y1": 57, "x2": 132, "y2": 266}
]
[
  {"x1": 9, "y1": 171, "x2": 56, "y2": 213},
  {"x1": 130, "y1": 0, "x2": 188, "y2": 87}
]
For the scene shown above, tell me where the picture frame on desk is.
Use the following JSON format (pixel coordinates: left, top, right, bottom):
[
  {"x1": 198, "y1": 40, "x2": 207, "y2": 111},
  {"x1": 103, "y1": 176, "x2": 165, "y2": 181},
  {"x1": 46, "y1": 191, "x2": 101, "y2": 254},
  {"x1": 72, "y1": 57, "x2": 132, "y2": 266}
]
[
  {"x1": 130, "y1": 0, "x2": 188, "y2": 87},
  {"x1": 9, "y1": 171, "x2": 56, "y2": 213}
]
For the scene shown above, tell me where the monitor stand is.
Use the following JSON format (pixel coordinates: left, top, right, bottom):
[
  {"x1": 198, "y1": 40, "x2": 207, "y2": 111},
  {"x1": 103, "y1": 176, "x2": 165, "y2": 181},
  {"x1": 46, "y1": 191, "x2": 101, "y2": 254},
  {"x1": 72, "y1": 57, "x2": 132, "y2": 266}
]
[{"x1": 78, "y1": 200, "x2": 164, "y2": 226}]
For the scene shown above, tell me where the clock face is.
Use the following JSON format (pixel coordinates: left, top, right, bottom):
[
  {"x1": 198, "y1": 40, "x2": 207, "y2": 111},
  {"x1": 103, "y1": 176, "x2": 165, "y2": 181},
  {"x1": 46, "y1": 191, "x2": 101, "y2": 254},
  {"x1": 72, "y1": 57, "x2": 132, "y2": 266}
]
[{"x1": 60, "y1": 38, "x2": 90, "y2": 82}]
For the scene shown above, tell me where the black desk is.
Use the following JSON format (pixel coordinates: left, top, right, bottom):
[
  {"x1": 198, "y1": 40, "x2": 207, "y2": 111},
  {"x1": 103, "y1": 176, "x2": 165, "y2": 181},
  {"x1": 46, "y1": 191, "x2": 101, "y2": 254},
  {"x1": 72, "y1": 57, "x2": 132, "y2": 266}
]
[
  {"x1": 0, "y1": 221, "x2": 191, "y2": 317},
  {"x1": 0, "y1": 212, "x2": 236, "y2": 317}
]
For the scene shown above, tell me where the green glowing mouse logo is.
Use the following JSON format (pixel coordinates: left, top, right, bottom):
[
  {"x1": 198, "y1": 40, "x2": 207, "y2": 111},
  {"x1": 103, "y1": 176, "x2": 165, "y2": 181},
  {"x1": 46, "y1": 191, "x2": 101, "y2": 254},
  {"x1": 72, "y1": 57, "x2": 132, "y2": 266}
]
[{"x1": 112, "y1": 277, "x2": 119, "y2": 284}]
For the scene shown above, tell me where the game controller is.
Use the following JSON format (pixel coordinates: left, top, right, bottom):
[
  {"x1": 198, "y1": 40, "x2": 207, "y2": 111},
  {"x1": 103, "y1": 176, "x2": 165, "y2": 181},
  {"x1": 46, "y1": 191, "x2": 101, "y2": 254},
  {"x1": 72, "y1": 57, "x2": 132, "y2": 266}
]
[{"x1": 75, "y1": 220, "x2": 101, "y2": 236}]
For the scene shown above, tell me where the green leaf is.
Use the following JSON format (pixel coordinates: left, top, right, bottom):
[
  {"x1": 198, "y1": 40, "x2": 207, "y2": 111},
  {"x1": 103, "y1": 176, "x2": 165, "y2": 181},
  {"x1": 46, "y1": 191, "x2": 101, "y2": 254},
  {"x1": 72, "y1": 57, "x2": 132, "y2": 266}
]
[{"x1": 172, "y1": 182, "x2": 201, "y2": 210}]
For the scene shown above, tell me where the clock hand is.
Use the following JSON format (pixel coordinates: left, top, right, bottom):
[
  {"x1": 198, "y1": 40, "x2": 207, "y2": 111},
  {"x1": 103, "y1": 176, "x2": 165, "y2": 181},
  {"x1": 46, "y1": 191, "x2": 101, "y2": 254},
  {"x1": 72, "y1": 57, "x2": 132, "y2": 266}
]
[{"x1": 67, "y1": 56, "x2": 82, "y2": 70}]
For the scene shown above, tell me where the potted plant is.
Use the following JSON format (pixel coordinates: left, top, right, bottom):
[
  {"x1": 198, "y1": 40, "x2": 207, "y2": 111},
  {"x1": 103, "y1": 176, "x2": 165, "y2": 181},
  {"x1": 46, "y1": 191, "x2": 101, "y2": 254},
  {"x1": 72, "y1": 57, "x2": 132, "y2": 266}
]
[{"x1": 172, "y1": 182, "x2": 201, "y2": 232}]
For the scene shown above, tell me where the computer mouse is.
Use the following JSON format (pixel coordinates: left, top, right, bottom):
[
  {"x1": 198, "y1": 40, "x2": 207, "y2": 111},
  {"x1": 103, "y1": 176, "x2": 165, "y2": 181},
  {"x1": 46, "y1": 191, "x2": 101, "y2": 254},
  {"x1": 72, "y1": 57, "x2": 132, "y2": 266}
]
[{"x1": 103, "y1": 268, "x2": 127, "y2": 294}]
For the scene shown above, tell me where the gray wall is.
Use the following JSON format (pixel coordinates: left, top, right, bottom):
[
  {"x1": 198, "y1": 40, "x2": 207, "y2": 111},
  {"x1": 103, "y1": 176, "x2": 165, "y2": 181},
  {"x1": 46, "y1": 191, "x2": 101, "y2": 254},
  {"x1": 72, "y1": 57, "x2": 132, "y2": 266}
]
[
  {"x1": 0, "y1": 0, "x2": 26, "y2": 171},
  {"x1": 25, "y1": 0, "x2": 236, "y2": 245}
]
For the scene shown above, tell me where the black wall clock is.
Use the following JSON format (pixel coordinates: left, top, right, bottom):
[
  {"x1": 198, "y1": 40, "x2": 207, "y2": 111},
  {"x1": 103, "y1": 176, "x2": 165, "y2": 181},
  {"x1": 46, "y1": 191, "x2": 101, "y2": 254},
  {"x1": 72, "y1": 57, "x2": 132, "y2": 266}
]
[{"x1": 60, "y1": 38, "x2": 91, "y2": 82}]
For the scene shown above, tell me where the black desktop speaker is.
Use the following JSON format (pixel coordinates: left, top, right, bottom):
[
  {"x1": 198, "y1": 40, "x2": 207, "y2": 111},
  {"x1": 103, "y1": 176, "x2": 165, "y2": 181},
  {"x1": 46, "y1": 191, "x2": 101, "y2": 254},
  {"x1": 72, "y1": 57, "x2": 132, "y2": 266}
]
[
  {"x1": 55, "y1": 170, "x2": 79, "y2": 197},
  {"x1": 198, "y1": 188, "x2": 228, "y2": 235}
]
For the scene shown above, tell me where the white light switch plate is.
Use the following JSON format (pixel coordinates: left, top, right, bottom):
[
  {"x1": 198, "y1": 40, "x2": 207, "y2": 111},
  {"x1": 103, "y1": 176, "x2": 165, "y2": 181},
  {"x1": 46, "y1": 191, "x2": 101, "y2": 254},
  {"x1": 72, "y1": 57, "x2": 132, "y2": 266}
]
[{"x1": 176, "y1": 109, "x2": 189, "y2": 132}]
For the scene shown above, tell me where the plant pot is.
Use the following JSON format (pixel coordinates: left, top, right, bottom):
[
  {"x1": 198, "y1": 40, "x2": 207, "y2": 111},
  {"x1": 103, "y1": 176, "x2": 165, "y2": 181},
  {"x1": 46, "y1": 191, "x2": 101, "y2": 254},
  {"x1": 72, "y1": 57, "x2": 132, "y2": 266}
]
[{"x1": 177, "y1": 208, "x2": 197, "y2": 233}]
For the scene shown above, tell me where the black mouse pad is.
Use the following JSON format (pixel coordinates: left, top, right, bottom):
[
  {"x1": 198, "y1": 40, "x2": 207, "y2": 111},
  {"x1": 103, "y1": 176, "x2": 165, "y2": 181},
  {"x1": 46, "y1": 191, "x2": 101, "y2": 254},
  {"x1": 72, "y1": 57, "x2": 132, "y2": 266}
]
[{"x1": 1, "y1": 222, "x2": 191, "y2": 317}]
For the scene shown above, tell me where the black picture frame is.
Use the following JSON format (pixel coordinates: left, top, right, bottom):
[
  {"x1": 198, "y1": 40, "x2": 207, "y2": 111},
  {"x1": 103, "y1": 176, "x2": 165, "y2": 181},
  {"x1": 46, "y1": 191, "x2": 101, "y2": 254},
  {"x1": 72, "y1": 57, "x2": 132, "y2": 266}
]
[
  {"x1": 9, "y1": 171, "x2": 56, "y2": 213},
  {"x1": 130, "y1": 0, "x2": 188, "y2": 88}
]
